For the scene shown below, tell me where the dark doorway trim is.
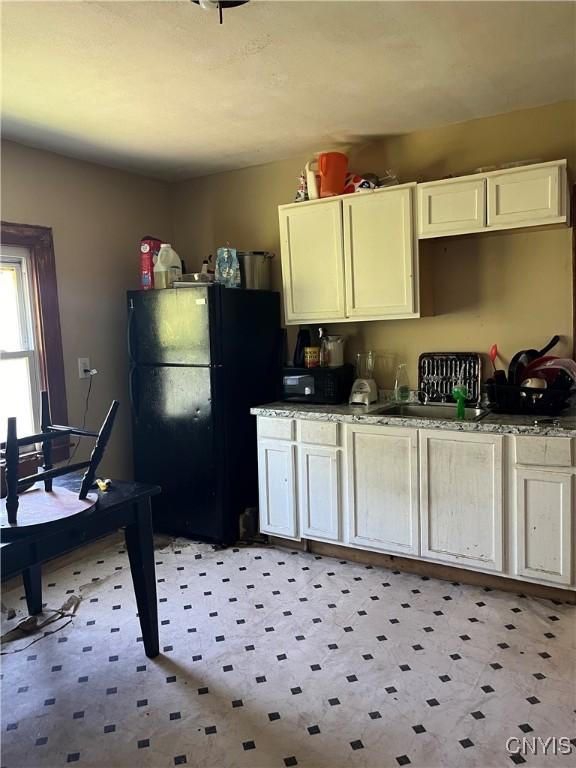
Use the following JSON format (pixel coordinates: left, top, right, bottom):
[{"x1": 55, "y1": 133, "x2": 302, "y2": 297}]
[{"x1": 1, "y1": 221, "x2": 68, "y2": 460}]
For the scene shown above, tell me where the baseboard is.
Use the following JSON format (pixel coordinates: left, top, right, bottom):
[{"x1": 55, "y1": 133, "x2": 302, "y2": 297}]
[{"x1": 268, "y1": 536, "x2": 575, "y2": 604}]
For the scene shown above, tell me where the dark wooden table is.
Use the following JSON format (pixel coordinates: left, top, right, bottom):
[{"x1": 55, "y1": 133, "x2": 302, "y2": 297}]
[{"x1": 1, "y1": 475, "x2": 161, "y2": 658}]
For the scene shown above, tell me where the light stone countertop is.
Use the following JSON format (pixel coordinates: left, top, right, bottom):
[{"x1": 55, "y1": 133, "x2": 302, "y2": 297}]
[{"x1": 251, "y1": 401, "x2": 576, "y2": 437}]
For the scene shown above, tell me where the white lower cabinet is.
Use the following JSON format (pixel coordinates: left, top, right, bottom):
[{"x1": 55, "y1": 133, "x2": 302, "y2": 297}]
[
  {"x1": 256, "y1": 416, "x2": 574, "y2": 590},
  {"x1": 299, "y1": 445, "x2": 341, "y2": 541},
  {"x1": 257, "y1": 439, "x2": 299, "y2": 540},
  {"x1": 419, "y1": 430, "x2": 504, "y2": 571},
  {"x1": 514, "y1": 468, "x2": 573, "y2": 585},
  {"x1": 346, "y1": 425, "x2": 419, "y2": 555}
]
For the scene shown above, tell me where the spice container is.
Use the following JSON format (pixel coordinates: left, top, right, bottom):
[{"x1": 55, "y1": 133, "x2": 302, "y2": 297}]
[{"x1": 304, "y1": 346, "x2": 320, "y2": 368}]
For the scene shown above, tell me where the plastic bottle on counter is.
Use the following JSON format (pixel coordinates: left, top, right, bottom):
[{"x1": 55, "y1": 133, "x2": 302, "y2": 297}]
[{"x1": 394, "y1": 363, "x2": 410, "y2": 402}]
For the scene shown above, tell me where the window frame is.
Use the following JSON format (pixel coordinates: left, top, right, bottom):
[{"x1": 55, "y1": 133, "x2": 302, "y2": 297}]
[
  {"x1": 1, "y1": 248, "x2": 43, "y2": 436},
  {"x1": 1, "y1": 221, "x2": 69, "y2": 461}
]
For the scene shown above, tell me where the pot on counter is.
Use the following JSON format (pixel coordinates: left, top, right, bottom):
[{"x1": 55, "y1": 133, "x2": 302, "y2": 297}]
[
  {"x1": 508, "y1": 335, "x2": 560, "y2": 385},
  {"x1": 237, "y1": 251, "x2": 274, "y2": 290}
]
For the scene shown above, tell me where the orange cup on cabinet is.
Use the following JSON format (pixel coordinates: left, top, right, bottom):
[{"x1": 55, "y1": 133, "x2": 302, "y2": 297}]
[{"x1": 318, "y1": 152, "x2": 348, "y2": 197}]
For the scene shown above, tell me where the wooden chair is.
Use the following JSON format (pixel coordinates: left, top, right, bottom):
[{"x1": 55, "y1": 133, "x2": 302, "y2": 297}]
[{"x1": 1, "y1": 391, "x2": 119, "y2": 540}]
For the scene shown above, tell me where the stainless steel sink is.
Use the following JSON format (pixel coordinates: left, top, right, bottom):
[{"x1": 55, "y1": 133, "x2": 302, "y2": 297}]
[{"x1": 372, "y1": 403, "x2": 487, "y2": 421}]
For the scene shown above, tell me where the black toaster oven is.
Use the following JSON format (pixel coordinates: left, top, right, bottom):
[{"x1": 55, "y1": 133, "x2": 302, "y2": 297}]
[{"x1": 281, "y1": 364, "x2": 354, "y2": 404}]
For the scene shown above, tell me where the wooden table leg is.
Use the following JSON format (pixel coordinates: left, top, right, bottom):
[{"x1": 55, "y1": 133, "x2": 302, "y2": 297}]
[
  {"x1": 125, "y1": 498, "x2": 159, "y2": 658},
  {"x1": 22, "y1": 564, "x2": 42, "y2": 615}
]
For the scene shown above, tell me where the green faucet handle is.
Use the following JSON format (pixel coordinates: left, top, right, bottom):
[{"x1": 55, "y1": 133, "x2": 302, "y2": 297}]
[{"x1": 452, "y1": 385, "x2": 468, "y2": 420}]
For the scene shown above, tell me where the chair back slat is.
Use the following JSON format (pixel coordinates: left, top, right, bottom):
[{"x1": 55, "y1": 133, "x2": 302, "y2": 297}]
[
  {"x1": 5, "y1": 418, "x2": 19, "y2": 525},
  {"x1": 80, "y1": 401, "x2": 120, "y2": 499},
  {"x1": 49, "y1": 426, "x2": 98, "y2": 438},
  {"x1": 18, "y1": 461, "x2": 91, "y2": 488},
  {"x1": 1, "y1": 429, "x2": 74, "y2": 449},
  {"x1": 41, "y1": 390, "x2": 53, "y2": 493},
  {"x1": 2, "y1": 391, "x2": 120, "y2": 524}
]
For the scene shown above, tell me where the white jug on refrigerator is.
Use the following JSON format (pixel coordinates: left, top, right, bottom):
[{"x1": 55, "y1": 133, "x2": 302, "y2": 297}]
[{"x1": 154, "y1": 244, "x2": 182, "y2": 288}]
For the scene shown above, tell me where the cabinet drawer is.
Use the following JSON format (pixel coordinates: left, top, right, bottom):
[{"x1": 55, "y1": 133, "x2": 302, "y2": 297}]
[
  {"x1": 257, "y1": 417, "x2": 294, "y2": 441},
  {"x1": 514, "y1": 436, "x2": 573, "y2": 468},
  {"x1": 298, "y1": 420, "x2": 340, "y2": 446}
]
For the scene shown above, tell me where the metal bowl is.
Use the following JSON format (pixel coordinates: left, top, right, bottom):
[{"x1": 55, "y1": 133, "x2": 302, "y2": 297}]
[{"x1": 179, "y1": 272, "x2": 214, "y2": 283}]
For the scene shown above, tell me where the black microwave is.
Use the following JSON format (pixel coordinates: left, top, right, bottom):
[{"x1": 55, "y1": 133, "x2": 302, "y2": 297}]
[{"x1": 281, "y1": 364, "x2": 354, "y2": 404}]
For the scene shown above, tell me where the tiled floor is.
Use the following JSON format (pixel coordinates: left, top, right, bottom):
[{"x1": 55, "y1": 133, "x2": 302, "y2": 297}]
[{"x1": 1, "y1": 533, "x2": 575, "y2": 768}]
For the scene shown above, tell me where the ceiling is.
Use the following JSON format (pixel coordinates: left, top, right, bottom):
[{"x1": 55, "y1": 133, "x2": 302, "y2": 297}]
[{"x1": 2, "y1": 0, "x2": 575, "y2": 180}]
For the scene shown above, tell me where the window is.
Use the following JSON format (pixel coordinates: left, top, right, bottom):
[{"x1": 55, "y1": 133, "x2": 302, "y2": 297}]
[
  {"x1": 0, "y1": 246, "x2": 42, "y2": 441},
  {"x1": 0, "y1": 222, "x2": 68, "y2": 459}
]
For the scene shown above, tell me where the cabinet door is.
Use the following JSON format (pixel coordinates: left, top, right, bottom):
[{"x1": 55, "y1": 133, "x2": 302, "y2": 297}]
[
  {"x1": 347, "y1": 425, "x2": 419, "y2": 554},
  {"x1": 343, "y1": 187, "x2": 417, "y2": 318},
  {"x1": 299, "y1": 446, "x2": 340, "y2": 541},
  {"x1": 420, "y1": 431, "x2": 503, "y2": 571},
  {"x1": 279, "y1": 200, "x2": 346, "y2": 324},
  {"x1": 487, "y1": 163, "x2": 565, "y2": 229},
  {"x1": 418, "y1": 178, "x2": 486, "y2": 238},
  {"x1": 258, "y1": 439, "x2": 298, "y2": 539},
  {"x1": 515, "y1": 469, "x2": 573, "y2": 585}
]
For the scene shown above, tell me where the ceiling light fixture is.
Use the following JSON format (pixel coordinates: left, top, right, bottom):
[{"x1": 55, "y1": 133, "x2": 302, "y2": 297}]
[{"x1": 192, "y1": 0, "x2": 250, "y2": 25}]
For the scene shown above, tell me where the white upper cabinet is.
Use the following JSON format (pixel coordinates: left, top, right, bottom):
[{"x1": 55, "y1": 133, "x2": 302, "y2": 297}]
[
  {"x1": 487, "y1": 161, "x2": 567, "y2": 230},
  {"x1": 279, "y1": 199, "x2": 346, "y2": 324},
  {"x1": 416, "y1": 160, "x2": 568, "y2": 239},
  {"x1": 418, "y1": 178, "x2": 486, "y2": 238},
  {"x1": 343, "y1": 186, "x2": 417, "y2": 318},
  {"x1": 278, "y1": 185, "x2": 419, "y2": 325},
  {"x1": 420, "y1": 430, "x2": 504, "y2": 572}
]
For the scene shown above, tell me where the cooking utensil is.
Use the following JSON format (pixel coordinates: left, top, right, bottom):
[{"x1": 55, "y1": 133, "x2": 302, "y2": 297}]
[
  {"x1": 488, "y1": 343, "x2": 508, "y2": 384},
  {"x1": 494, "y1": 369, "x2": 508, "y2": 385},
  {"x1": 520, "y1": 377, "x2": 547, "y2": 389},
  {"x1": 508, "y1": 352, "x2": 529, "y2": 386},
  {"x1": 531, "y1": 358, "x2": 576, "y2": 384},
  {"x1": 521, "y1": 355, "x2": 558, "y2": 381},
  {"x1": 489, "y1": 344, "x2": 498, "y2": 372},
  {"x1": 525, "y1": 334, "x2": 560, "y2": 362},
  {"x1": 508, "y1": 335, "x2": 560, "y2": 385},
  {"x1": 550, "y1": 370, "x2": 573, "y2": 391}
]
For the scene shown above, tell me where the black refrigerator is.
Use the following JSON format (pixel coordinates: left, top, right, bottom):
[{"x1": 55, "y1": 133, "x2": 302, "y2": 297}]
[{"x1": 127, "y1": 285, "x2": 280, "y2": 544}]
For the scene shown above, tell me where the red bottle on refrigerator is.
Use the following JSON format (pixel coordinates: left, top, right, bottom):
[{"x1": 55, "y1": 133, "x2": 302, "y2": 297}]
[{"x1": 140, "y1": 236, "x2": 162, "y2": 290}]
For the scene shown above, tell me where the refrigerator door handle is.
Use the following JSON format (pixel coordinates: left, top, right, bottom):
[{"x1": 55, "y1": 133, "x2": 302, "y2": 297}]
[
  {"x1": 129, "y1": 365, "x2": 139, "y2": 420},
  {"x1": 127, "y1": 300, "x2": 136, "y2": 363}
]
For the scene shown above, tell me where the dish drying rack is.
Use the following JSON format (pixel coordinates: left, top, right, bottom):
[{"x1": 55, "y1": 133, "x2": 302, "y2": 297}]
[{"x1": 418, "y1": 353, "x2": 482, "y2": 405}]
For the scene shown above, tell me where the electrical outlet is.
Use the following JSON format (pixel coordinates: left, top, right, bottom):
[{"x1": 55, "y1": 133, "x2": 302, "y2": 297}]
[{"x1": 78, "y1": 357, "x2": 91, "y2": 380}]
